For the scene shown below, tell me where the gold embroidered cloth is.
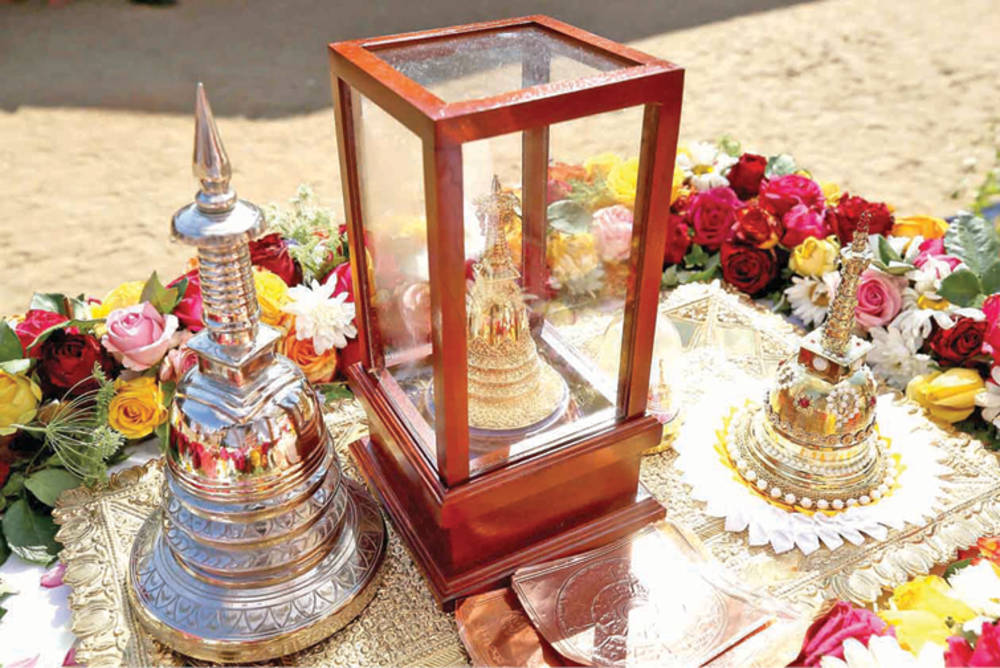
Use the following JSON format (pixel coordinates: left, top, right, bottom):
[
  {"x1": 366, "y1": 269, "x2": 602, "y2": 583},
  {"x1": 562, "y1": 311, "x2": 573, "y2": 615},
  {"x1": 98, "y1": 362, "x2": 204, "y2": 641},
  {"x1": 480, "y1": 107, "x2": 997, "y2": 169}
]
[{"x1": 55, "y1": 282, "x2": 1000, "y2": 666}]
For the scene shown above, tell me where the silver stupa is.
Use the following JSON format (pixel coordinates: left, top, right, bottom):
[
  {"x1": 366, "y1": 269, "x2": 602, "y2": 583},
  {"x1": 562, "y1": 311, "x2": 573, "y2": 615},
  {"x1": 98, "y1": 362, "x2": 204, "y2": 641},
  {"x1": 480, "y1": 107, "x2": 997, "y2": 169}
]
[{"x1": 127, "y1": 83, "x2": 386, "y2": 663}]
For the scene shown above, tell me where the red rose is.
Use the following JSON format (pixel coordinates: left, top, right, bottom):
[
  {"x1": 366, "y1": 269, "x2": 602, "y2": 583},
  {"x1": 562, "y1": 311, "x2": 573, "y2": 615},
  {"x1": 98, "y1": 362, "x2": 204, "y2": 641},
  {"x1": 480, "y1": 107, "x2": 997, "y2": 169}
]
[
  {"x1": 927, "y1": 317, "x2": 987, "y2": 367},
  {"x1": 826, "y1": 194, "x2": 893, "y2": 243},
  {"x1": 794, "y1": 601, "x2": 894, "y2": 666},
  {"x1": 689, "y1": 186, "x2": 740, "y2": 251},
  {"x1": 781, "y1": 203, "x2": 831, "y2": 248},
  {"x1": 249, "y1": 233, "x2": 302, "y2": 286},
  {"x1": 321, "y1": 262, "x2": 355, "y2": 303},
  {"x1": 759, "y1": 174, "x2": 825, "y2": 218},
  {"x1": 720, "y1": 241, "x2": 777, "y2": 296},
  {"x1": 946, "y1": 620, "x2": 1000, "y2": 666},
  {"x1": 37, "y1": 330, "x2": 116, "y2": 398},
  {"x1": 726, "y1": 153, "x2": 767, "y2": 200},
  {"x1": 663, "y1": 212, "x2": 692, "y2": 265},
  {"x1": 733, "y1": 205, "x2": 779, "y2": 248},
  {"x1": 167, "y1": 269, "x2": 203, "y2": 331},
  {"x1": 15, "y1": 309, "x2": 69, "y2": 357}
]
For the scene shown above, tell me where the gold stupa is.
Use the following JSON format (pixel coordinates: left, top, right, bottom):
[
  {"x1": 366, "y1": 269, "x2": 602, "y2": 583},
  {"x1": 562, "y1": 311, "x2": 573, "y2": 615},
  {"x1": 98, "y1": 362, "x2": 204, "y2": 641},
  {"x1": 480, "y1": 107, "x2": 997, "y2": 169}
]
[
  {"x1": 466, "y1": 176, "x2": 568, "y2": 432},
  {"x1": 728, "y1": 214, "x2": 892, "y2": 511}
]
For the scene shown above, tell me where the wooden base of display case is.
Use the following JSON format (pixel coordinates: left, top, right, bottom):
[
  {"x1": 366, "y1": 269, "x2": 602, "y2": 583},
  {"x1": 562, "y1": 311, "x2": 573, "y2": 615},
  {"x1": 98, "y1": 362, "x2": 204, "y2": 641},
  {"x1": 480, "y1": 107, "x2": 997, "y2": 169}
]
[{"x1": 348, "y1": 365, "x2": 665, "y2": 610}]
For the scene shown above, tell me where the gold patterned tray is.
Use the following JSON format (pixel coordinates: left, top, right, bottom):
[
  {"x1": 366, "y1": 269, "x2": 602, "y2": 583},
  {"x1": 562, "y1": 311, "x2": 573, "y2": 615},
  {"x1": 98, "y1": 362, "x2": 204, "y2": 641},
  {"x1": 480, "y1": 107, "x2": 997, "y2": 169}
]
[{"x1": 54, "y1": 283, "x2": 1000, "y2": 666}]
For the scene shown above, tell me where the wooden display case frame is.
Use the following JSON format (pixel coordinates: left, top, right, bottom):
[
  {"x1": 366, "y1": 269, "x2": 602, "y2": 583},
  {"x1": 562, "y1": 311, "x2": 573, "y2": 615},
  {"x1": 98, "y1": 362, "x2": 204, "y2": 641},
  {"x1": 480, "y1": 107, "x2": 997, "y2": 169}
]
[{"x1": 329, "y1": 15, "x2": 683, "y2": 609}]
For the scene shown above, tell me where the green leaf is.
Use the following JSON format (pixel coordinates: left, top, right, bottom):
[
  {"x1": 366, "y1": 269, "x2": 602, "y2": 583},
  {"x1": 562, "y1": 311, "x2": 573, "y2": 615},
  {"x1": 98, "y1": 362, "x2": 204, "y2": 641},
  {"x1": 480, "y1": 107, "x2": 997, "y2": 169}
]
[
  {"x1": 982, "y1": 261, "x2": 1000, "y2": 296},
  {"x1": 876, "y1": 235, "x2": 902, "y2": 264},
  {"x1": 318, "y1": 382, "x2": 354, "y2": 403},
  {"x1": 154, "y1": 420, "x2": 170, "y2": 453},
  {"x1": 0, "y1": 321, "x2": 23, "y2": 363},
  {"x1": 717, "y1": 135, "x2": 741, "y2": 158},
  {"x1": 2, "y1": 472, "x2": 25, "y2": 498},
  {"x1": 24, "y1": 468, "x2": 81, "y2": 507},
  {"x1": 765, "y1": 154, "x2": 797, "y2": 179},
  {"x1": 0, "y1": 527, "x2": 9, "y2": 568},
  {"x1": 0, "y1": 358, "x2": 31, "y2": 375},
  {"x1": 683, "y1": 244, "x2": 710, "y2": 269},
  {"x1": 546, "y1": 200, "x2": 592, "y2": 235},
  {"x1": 29, "y1": 292, "x2": 69, "y2": 316},
  {"x1": 944, "y1": 213, "x2": 1000, "y2": 276},
  {"x1": 938, "y1": 269, "x2": 983, "y2": 307},
  {"x1": 140, "y1": 271, "x2": 183, "y2": 315},
  {"x1": 661, "y1": 265, "x2": 680, "y2": 289},
  {"x1": 2, "y1": 499, "x2": 60, "y2": 564},
  {"x1": 680, "y1": 253, "x2": 721, "y2": 284},
  {"x1": 943, "y1": 558, "x2": 975, "y2": 582}
]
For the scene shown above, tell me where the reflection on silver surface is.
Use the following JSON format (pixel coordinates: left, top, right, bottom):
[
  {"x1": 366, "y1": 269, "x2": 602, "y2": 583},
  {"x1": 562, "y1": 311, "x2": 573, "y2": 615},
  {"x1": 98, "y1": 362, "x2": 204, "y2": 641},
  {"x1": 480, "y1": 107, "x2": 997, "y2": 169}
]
[{"x1": 126, "y1": 83, "x2": 385, "y2": 663}]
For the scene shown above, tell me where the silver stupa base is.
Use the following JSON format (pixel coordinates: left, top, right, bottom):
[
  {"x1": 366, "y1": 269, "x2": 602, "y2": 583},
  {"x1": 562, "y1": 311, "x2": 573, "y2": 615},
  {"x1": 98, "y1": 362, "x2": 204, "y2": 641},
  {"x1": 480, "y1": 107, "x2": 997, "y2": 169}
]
[{"x1": 127, "y1": 478, "x2": 387, "y2": 663}]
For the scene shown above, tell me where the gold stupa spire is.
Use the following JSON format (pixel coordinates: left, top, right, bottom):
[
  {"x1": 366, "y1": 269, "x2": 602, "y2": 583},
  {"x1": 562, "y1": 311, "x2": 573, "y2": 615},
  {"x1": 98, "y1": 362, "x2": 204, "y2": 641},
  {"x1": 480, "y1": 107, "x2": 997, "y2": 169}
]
[
  {"x1": 821, "y1": 214, "x2": 872, "y2": 357},
  {"x1": 465, "y1": 176, "x2": 567, "y2": 433}
]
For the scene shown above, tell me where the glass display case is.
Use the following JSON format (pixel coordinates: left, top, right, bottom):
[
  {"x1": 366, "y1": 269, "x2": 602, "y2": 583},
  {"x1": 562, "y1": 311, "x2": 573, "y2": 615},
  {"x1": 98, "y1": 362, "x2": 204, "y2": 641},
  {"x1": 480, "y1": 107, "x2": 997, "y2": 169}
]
[{"x1": 330, "y1": 15, "x2": 683, "y2": 608}]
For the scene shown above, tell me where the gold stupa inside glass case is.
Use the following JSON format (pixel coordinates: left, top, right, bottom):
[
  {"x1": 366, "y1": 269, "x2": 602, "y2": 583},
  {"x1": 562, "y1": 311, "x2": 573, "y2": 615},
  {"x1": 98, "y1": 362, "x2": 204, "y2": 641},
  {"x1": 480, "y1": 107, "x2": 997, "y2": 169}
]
[{"x1": 727, "y1": 214, "x2": 892, "y2": 511}]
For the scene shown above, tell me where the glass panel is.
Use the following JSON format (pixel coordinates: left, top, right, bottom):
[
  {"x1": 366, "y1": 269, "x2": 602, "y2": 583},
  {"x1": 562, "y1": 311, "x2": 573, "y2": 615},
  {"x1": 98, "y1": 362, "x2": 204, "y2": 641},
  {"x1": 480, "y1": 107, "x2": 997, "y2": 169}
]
[
  {"x1": 463, "y1": 106, "x2": 645, "y2": 476},
  {"x1": 354, "y1": 91, "x2": 437, "y2": 466},
  {"x1": 369, "y1": 24, "x2": 634, "y2": 103}
]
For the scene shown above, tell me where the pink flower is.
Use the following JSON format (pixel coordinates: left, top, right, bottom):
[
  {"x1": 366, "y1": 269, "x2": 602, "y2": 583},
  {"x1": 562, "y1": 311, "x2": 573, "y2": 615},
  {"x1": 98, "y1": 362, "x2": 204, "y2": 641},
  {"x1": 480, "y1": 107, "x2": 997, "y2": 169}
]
[
  {"x1": 62, "y1": 647, "x2": 78, "y2": 667},
  {"x1": 855, "y1": 269, "x2": 905, "y2": 329},
  {"x1": 40, "y1": 561, "x2": 65, "y2": 588},
  {"x1": 591, "y1": 205, "x2": 634, "y2": 262},
  {"x1": 946, "y1": 620, "x2": 1000, "y2": 665},
  {"x1": 781, "y1": 204, "x2": 830, "y2": 247},
  {"x1": 321, "y1": 262, "x2": 355, "y2": 303},
  {"x1": 793, "y1": 600, "x2": 894, "y2": 666},
  {"x1": 158, "y1": 345, "x2": 198, "y2": 384},
  {"x1": 7, "y1": 657, "x2": 38, "y2": 668},
  {"x1": 689, "y1": 186, "x2": 740, "y2": 251},
  {"x1": 15, "y1": 309, "x2": 69, "y2": 357},
  {"x1": 759, "y1": 174, "x2": 826, "y2": 218},
  {"x1": 101, "y1": 303, "x2": 178, "y2": 371},
  {"x1": 167, "y1": 269, "x2": 203, "y2": 331},
  {"x1": 914, "y1": 237, "x2": 962, "y2": 271}
]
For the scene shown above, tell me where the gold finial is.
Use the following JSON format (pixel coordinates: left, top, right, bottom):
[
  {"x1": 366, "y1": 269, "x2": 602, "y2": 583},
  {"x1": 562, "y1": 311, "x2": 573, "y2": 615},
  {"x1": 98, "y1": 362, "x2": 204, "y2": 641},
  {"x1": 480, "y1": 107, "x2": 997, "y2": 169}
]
[
  {"x1": 473, "y1": 174, "x2": 520, "y2": 281},
  {"x1": 821, "y1": 213, "x2": 873, "y2": 357}
]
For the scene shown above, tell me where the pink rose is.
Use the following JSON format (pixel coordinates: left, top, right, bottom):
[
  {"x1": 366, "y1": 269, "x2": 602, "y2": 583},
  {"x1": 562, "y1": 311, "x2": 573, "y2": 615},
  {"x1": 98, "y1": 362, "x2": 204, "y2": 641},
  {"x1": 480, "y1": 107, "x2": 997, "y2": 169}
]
[
  {"x1": 781, "y1": 203, "x2": 831, "y2": 247},
  {"x1": 689, "y1": 186, "x2": 740, "y2": 251},
  {"x1": 855, "y1": 269, "x2": 905, "y2": 329},
  {"x1": 158, "y1": 345, "x2": 198, "y2": 383},
  {"x1": 592, "y1": 205, "x2": 634, "y2": 262},
  {"x1": 759, "y1": 174, "x2": 826, "y2": 218},
  {"x1": 793, "y1": 601, "x2": 894, "y2": 666},
  {"x1": 102, "y1": 303, "x2": 179, "y2": 371},
  {"x1": 914, "y1": 237, "x2": 962, "y2": 271}
]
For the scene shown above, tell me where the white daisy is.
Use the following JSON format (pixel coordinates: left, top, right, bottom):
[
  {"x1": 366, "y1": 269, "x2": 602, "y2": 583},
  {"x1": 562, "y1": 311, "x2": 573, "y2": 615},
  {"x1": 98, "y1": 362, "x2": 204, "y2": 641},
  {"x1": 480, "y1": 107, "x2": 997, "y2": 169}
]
[
  {"x1": 867, "y1": 324, "x2": 935, "y2": 390},
  {"x1": 947, "y1": 561, "x2": 1000, "y2": 617},
  {"x1": 977, "y1": 365, "x2": 1000, "y2": 427},
  {"x1": 282, "y1": 280, "x2": 357, "y2": 354},
  {"x1": 785, "y1": 271, "x2": 839, "y2": 328},
  {"x1": 676, "y1": 141, "x2": 737, "y2": 192},
  {"x1": 906, "y1": 256, "x2": 960, "y2": 299},
  {"x1": 819, "y1": 636, "x2": 943, "y2": 668},
  {"x1": 893, "y1": 300, "x2": 985, "y2": 350}
]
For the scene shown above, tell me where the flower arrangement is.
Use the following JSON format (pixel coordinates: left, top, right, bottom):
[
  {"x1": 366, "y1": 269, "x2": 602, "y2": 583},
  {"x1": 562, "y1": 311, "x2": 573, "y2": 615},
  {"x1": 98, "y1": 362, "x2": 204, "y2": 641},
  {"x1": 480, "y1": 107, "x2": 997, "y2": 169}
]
[
  {"x1": 795, "y1": 536, "x2": 1000, "y2": 667},
  {"x1": 542, "y1": 139, "x2": 1000, "y2": 448},
  {"x1": 0, "y1": 185, "x2": 358, "y2": 571}
]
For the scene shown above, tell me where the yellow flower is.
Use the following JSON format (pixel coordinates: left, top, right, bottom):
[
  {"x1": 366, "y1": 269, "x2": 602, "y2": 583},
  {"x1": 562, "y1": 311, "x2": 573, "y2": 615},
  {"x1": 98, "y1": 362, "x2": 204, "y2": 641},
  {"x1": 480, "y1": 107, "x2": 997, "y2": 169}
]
[
  {"x1": 880, "y1": 575, "x2": 976, "y2": 652},
  {"x1": 547, "y1": 231, "x2": 599, "y2": 286},
  {"x1": 90, "y1": 281, "x2": 144, "y2": 319},
  {"x1": 893, "y1": 215, "x2": 949, "y2": 240},
  {"x1": 906, "y1": 368, "x2": 985, "y2": 423},
  {"x1": 917, "y1": 294, "x2": 951, "y2": 311},
  {"x1": 584, "y1": 152, "x2": 622, "y2": 180},
  {"x1": 671, "y1": 164, "x2": 685, "y2": 204},
  {"x1": 0, "y1": 371, "x2": 42, "y2": 435},
  {"x1": 253, "y1": 267, "x2": 291, "y2": 330},
  {"x1": 789, "y1": 236, "x2": 841, "y2": 277},
  {"x1": 606, "y1": 157, "x2": 639, "y2": 206},
  {"x1": 108, "y1": 376, "x2": 168, "y2": 440},
  {"x1": 820, "y1": 182, "x2": 842, "y2": 207}
]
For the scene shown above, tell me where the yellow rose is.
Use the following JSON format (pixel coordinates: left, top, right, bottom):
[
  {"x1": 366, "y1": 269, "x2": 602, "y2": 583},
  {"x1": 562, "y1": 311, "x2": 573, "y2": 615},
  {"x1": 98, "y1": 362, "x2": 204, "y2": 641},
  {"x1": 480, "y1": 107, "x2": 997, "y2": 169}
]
[
  {"x1": 253, "y1": 268, "x2": 291, "y2": 330},
  {"x1": 878, "y1": 609, "x2": 952, "y2": 653},
  {"x1": 0, "y1": 371, "x2": 42, "y2": 435},
  {"x1": 606, "y1": 157, "x2": 638, "y2": 206},
  {"x1": 892, "y1": 215, "x2": 949, "y2": 240},
  {"x1": 820, "y1": 182, "x2": 842, "y2": 207},
  {"x1": 108, "y1": 376, "x2": 168, "y2": 440},
  {"x1": 789, "y1": 236, "x2": 841, "y2": 277},
  {"x1": 546, "y1": 231, "x2": 599, "y2": 287},
  {"x1": 670, "y1": 164, "x2": 685, "y2": 204},
  {"x1": 280, "y1": 327, "x2": 338, "y2": 384},
  {"x1": 583, "y1": 152, "x2": 622, "y2": 180},
  {"x1": 90, "y1": 281, "x2": 144, "y2": 319},
  {"x1": 880, "y1": 575, "x2": 976, "y2": 652},
  {"x1": 906, "y1": 368, "x2": 985, "y2": 423}
]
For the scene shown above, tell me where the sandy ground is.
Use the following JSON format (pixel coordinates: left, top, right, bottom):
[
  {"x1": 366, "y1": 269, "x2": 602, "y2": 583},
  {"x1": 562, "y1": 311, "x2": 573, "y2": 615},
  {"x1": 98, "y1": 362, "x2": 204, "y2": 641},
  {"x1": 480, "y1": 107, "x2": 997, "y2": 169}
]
[{"x1": 1, "y1": 0, "x2": 999, "y2": 315}]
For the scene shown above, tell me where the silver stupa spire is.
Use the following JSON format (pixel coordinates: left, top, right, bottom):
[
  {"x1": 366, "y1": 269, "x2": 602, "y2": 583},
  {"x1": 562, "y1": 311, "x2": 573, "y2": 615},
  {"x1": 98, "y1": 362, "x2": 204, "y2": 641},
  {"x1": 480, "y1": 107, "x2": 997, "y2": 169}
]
[{"x1": 127, "y1": 83, "x2": 386, "y2": 663}]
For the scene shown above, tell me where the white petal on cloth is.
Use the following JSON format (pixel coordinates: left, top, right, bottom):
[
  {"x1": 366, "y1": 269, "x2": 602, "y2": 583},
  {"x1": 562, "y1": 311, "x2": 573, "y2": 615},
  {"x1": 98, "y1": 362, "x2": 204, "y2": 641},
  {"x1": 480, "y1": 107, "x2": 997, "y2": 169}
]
[{"x1": 674, "y1": 380, "x2": 949, "y2": 555}]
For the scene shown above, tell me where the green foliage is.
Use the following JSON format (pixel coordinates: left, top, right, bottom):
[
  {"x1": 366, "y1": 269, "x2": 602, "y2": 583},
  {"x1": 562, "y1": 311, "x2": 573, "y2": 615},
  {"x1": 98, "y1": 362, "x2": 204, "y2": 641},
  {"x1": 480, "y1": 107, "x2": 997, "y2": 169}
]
[
  {"x1": 140, "y1": 271, "x2": 185, "y2": 315},
  {"x1": 0, "y1": 321, "x2": 22, "y2": 362},
  {"x1": 943, "y1": 558, "x2": 975, "y2": 582},
  {"x1": 29, "y1": 292, "x2": 89, "y2": 319},
  {"x1": 318, "y1": 382, "x2": 354, "y2": 404},
  {"x1": 2, "y1": 499, "x2": 59, "y2": 565},
  {"x1": 683, "y1": 243, "x2": 710, "y2": 269},
  {"x1": 661, "y1": 265, "x2": 680, "y2": 289},
  {"x1": 944, "y1": 213, "x2": 1000, "y2": 276},
  {"x1": 567, "y1": 176, "x2": 613, "y2": 211},
  {"x1": 765, "y1": 154, "x2": 797, "y2": 179},
  {"x1": 871, "y1": 235, "x2": 914, "y2": 275},
  {"x1": 717, "y1": 135, "x2": 742, "y2": 158},
  {"x1": 939, "y1": 269, "x2": 984, "y2": 307},
  {"x1": 24, "y1": 468, "x2": 81, "y2": 507},
  {"x1": 546, "y1": 200, "x2": 592, "y2": 234},
  {"x1": 679, "y1": 253, "x2": 721, "y2": 284},
  {"x1": 264, "y1": 185, "x2": 345, "y2": 283}
]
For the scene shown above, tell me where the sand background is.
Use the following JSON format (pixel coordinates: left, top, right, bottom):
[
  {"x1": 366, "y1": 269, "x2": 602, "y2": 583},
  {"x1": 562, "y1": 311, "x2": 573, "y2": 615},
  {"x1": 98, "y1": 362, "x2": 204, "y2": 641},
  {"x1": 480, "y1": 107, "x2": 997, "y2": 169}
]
[{"x1": 1, "y1": 0, "x2": 999, "y2": 315}]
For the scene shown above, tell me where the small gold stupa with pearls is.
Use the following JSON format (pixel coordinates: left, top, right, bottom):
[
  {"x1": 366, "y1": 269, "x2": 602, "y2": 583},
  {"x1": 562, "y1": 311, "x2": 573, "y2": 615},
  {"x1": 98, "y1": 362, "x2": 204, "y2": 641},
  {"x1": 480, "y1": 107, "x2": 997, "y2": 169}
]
[
  {"x1": 728, "y1": 213, "x2": 892, "y2": 511},
  {"x1": 466, "y1": 176, "x2": 568, "y2": 433}
]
